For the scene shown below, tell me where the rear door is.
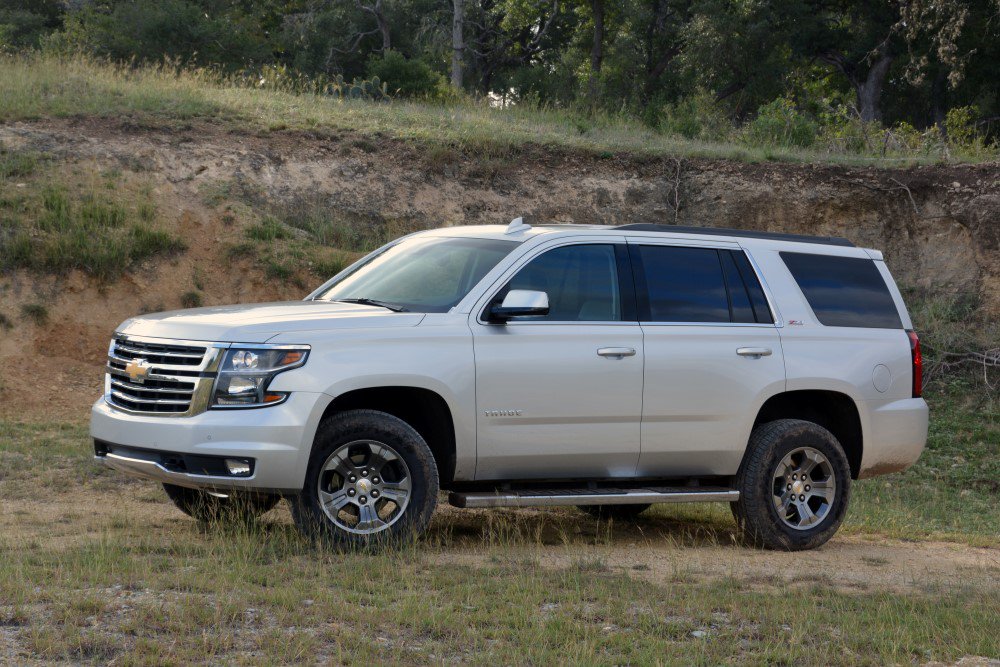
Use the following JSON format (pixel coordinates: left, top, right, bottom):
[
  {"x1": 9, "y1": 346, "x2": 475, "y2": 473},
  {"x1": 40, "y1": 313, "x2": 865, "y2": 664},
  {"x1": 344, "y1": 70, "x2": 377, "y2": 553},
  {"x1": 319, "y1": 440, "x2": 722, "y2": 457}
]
[
  {"x1": 631, "y1": 239, "x2": 786, "y2": 477},
  {"x1": 470, "y1": 237, "x2": 644, "y2": 480}
]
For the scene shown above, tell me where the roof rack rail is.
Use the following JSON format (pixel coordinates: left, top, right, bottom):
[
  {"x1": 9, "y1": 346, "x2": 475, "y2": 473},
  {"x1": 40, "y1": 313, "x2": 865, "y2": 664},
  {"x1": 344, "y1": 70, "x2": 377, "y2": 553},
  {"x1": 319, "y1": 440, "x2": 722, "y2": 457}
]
[{"x1": 614, "y1": 224, "x2": 855, "y2": 248}]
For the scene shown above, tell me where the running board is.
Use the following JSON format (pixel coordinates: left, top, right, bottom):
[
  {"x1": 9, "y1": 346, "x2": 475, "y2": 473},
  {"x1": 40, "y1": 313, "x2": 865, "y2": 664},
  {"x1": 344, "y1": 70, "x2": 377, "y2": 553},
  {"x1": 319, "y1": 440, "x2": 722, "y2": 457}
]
[{"x1": 448, "y1": 486, "x2": 739, "y2": 509}]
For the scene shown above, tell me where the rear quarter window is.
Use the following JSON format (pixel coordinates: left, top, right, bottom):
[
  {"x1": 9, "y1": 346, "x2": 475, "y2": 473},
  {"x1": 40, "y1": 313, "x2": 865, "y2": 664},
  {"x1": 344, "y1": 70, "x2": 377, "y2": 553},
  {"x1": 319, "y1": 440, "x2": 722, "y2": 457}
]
[{"x1": 780, "y1": 252, "x2": 902, "y2": 329}]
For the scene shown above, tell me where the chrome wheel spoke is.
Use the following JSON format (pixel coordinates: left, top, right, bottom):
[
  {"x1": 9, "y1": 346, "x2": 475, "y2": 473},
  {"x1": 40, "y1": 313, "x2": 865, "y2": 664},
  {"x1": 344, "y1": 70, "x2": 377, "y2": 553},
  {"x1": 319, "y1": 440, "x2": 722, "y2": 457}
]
[
  {"x1": 808, "y1": 480, "x2": 834, "y2": 501},
  {"x1": 356, "y1": 503, "x2": 386, "y2": 532},
  {"x1": 380, "y1": 479, "x2": 411, "y2": 504},
  {"x1": 319, "y1": 488, "x2": 351, "y2": 512},
  {"x1": 798, "y1": 501, "x2": 819, "y2": 526},
  {"x1": 321, "y1": 453, "x2": 353, "y2": 478}
]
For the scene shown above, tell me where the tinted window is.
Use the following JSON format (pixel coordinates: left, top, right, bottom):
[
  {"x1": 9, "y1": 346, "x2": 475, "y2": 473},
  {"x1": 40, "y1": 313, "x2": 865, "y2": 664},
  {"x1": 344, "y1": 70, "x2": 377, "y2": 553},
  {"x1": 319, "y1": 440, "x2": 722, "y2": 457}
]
[
  {"x1": 720, "y1": 250, "x2": 755, "y2": 323},
  {"x1": 634, "y1": 246, "x2": 730, "y2": 322},
  {"x1": 731, "y1": 251, "x2": 774, "y2": 324},
  {"x1": 781, "y1": 252, "x2": 902, "y2": 328},
  {"x1": 504, "y1": 244, "x2": 621, "y2": 321}
]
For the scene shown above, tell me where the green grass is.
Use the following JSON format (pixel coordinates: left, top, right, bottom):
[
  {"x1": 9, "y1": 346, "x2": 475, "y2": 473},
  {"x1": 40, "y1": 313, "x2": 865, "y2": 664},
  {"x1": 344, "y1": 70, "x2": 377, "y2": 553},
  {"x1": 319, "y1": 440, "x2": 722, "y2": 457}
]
[
  {"x1": 1, "y1": 54, "x2": 995, "y2": 167},
  {"x1": 0, "y1": 154, "x2": 185, "y2": 280},
  {"x1": 220, "y1": 201, "x2": 359, "y2": 286}
]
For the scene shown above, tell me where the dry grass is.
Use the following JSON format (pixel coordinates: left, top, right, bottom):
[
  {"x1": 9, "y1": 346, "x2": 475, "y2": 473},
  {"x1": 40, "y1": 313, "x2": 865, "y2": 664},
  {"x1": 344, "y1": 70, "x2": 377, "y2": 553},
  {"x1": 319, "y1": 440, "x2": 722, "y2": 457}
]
[{"x1": 0, "y1": 387, "x2": 998, "y2": 664}]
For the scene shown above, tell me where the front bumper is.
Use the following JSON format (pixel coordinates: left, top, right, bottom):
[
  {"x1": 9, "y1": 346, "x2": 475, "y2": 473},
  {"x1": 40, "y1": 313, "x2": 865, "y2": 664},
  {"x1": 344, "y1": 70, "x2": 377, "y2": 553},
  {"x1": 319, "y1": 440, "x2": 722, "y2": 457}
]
[{"x1": 90, "y1": 391, "x2": 331, "y2": 493}]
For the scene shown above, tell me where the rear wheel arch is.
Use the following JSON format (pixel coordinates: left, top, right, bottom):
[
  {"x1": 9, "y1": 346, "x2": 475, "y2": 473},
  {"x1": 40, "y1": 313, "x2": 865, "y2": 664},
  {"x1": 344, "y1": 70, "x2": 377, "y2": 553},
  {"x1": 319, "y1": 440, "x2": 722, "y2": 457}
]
[
  {"x1": 318, "y1": 386, "x2": 457, "y2": 485},
  {"x1": 749, "y1": 390, "x2": 864, "y2": 479}
]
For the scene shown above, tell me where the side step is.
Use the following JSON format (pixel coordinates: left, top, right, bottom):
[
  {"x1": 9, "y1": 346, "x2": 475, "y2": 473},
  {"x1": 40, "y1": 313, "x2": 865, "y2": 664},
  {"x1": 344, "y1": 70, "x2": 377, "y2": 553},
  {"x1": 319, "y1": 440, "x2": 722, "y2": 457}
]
[{"x1": 448, "y1": 486, "x2": 739, "y2": 509}]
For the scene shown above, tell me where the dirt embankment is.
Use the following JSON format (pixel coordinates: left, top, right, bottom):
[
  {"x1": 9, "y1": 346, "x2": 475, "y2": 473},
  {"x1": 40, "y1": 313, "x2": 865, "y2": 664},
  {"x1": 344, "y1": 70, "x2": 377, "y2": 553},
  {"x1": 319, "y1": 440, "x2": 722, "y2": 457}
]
[{"x1": 0, "y1": 117, "x2": 997, "y2": 419}]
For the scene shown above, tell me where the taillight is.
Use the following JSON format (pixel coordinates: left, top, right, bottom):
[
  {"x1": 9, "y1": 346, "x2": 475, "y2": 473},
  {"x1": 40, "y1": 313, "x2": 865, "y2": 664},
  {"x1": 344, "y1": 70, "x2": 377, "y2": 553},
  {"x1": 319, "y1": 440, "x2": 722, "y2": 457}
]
[{"x1": 907, "y1": 330, "x2": 922, "y2": 398}]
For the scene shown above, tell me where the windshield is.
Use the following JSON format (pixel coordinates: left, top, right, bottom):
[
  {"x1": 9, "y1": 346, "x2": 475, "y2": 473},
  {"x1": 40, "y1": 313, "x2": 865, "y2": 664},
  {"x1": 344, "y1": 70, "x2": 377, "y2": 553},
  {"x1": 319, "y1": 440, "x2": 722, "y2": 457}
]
[{"x1": 316, "y1": 236, "x2": 519, "y2": 313}]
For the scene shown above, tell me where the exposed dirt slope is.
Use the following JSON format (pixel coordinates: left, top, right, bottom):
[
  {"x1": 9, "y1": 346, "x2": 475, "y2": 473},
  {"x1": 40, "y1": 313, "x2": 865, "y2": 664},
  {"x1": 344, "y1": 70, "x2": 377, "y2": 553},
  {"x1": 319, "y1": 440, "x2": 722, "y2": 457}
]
[{"x1": 0, "y1": 117, "x2": 997, "y2": 419}]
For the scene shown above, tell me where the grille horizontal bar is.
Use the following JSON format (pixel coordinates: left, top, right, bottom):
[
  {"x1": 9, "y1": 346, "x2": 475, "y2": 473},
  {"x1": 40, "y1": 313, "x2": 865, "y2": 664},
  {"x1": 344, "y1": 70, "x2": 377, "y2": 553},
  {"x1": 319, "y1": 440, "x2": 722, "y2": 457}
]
[{"x1": 106, "y1": 336, "x2": 212, "y2": 415}]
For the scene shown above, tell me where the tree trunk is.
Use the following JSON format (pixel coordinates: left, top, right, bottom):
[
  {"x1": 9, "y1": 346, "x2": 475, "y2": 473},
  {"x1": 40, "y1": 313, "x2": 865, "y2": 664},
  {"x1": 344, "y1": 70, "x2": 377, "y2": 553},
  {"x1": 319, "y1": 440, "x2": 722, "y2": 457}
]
[
  {"x1": 855, "y1": 51, "x2": 893, "y2": 123},
  {"x1": 931, "y1": 70, "x2": 948, "y2": 138},
  {"x1": 358, "y1": 0, "x2": 392, "y2": 53},
  {"x1": 588, "y1": 0, "x2": 604, "y2": 104},
  {"x1": 451, "y1": 0, "x2": 464, "y2": 88}
]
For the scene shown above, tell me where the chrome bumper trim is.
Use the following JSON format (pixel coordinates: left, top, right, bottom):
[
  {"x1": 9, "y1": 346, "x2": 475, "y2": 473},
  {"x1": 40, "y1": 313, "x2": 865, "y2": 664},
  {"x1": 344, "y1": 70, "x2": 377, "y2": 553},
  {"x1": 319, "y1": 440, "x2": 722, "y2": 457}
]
[{"x1": 97, "y1": 452, "x2": 254, "y2": 492}]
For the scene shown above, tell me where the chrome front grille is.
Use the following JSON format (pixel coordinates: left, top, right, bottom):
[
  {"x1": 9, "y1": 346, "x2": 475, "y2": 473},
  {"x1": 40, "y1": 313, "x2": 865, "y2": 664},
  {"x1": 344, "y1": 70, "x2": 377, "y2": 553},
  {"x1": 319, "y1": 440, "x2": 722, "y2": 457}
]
[{"x1": 105, "y1": 335, "x2": 223, "y2": 417}]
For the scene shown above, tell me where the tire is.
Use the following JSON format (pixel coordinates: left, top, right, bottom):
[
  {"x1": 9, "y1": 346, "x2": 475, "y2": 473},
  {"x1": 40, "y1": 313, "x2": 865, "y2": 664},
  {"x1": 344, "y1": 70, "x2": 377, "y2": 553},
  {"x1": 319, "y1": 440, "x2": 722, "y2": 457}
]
[
  {"x1": 732, "y1": 419, "x2": 851, "y2": 551},
  {"x1": 578, "y1": 504, "x2": 651, "y2": 521},
  {"x1": 291, "y1": 409, "x2": 439, "y2": 549},
  {"x1": 162, "y1": 483, "x2": 280, "y2": 523}
]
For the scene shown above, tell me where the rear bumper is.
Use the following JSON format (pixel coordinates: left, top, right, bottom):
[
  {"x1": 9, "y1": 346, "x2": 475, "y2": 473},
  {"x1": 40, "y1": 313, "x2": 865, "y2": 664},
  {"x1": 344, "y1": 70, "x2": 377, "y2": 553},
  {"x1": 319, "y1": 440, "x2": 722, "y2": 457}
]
[
  {"x1": 90, "y1": 391, "x2": 331, "y2": 493},
  {"x1": 859, "y1": 397, "x2": 929, "y2": 478}
]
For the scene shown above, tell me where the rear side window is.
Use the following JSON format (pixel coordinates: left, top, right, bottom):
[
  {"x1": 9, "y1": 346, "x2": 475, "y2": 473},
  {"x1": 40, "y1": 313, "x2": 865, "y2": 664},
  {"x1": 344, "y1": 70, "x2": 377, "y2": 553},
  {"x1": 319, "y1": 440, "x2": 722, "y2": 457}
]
[
  {"x1": 780, "y1": 252, "x2": 902, "y2": 328},
  {"x1": 630, "y1": 246, "x2": 772, "y2": 324},
  {"x1": 633, "y1": 246, "x2": 730, "y2": 322}
]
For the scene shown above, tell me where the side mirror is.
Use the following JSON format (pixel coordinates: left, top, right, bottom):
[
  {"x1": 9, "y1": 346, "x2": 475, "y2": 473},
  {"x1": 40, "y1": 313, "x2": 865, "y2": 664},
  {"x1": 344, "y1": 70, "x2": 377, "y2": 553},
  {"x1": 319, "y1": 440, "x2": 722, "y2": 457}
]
[{"x1": 489, "y1": 290, "x2": 549, "y2": 322}]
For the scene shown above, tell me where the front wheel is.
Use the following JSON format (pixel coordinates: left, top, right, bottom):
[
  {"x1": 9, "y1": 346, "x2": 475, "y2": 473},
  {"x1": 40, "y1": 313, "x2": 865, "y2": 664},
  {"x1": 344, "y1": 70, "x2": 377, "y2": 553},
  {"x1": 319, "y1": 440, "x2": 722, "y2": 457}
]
[
  {"x1": 732, "y1": 419, "x2": 851, "y2": 551},
  {"x1": 162, "y1": 484, "x2": 280, "y2": 523},
  {"x1": 291, "y1": 410, "x2": 439, "y2": 549}
]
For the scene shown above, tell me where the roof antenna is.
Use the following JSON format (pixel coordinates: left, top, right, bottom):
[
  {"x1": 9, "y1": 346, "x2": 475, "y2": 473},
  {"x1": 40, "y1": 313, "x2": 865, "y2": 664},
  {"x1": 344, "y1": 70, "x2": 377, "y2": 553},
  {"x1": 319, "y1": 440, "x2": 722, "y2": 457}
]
[{"x1": 505, "y1": 216, "x2": 531, "y2": 235}]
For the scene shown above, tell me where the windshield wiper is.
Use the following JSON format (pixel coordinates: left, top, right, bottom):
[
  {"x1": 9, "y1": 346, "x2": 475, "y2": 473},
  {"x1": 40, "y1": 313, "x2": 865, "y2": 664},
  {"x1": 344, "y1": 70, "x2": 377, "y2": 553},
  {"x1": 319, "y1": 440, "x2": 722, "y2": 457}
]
[{"x1": 332, "y1": 298, "x2": 409, "y2": 312}]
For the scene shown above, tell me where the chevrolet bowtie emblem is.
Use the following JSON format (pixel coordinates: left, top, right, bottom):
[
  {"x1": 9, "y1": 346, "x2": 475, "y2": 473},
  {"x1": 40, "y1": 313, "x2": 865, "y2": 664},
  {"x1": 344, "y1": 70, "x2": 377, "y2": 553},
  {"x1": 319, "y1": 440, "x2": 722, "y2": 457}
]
[{"x1": 124, "y1": 358, "x2": 151, "y2": 384}]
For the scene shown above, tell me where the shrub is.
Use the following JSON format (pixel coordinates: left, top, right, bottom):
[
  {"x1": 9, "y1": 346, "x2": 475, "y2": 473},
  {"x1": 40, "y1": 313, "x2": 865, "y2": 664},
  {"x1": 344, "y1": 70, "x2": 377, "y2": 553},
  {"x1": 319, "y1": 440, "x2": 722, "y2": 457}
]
[
  {"x1": 746, "y1": 97, "x2": 818, "y2": 148},
  {"x1": 658, "y1": 89, "x2": 732, "y2": 142},
  {"x1": 180, "y1": 291, "x2": 203, "y2": 308},
  {"x1": 245, "y1": 218, "x2": 290, "y2": 242},
  {"x1": 21, "y1": 302, "x2": 47, "y2": 325},
  {"x1": 48, "y1": 0, "x2": 268, "y2": 70},
  {"x1": 365, "y1": 51, "x2": 445, "y2": 99},
  {"x1": 0, "y1": 1, "x2": 62, "y2": 51},
  {"x1": 0, "y1": 148, "x2": 37, "y2": 178}
]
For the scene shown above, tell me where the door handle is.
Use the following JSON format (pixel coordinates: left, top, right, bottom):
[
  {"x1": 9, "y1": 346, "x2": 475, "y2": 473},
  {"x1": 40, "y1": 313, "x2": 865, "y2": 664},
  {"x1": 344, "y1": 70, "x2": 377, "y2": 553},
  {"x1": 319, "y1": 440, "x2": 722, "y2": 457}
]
[
  {"x1": 597, "y1": 347, "x2": 636, "y2": 358},
  {"x1": 736, "y1": 347, "x2": 772, "y2": 358}
]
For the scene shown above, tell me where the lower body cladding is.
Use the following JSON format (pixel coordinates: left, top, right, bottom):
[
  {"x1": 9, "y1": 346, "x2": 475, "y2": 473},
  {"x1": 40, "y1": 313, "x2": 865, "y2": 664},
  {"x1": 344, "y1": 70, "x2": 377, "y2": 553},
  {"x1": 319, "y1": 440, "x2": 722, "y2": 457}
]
[{"x1": 90, "y1": 391, "x2": 331, "y2": 494}]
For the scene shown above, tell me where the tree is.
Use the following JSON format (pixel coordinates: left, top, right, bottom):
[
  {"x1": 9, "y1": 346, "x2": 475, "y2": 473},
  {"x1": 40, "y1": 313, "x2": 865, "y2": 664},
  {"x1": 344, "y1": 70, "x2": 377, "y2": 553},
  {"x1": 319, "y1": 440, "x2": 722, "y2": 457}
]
[
  {"x1": 452, "y1": 0, "x2": 464, "y2": 87},
  {"x1": 587, "y1": 0, "x2": 604, "y2": 103}
]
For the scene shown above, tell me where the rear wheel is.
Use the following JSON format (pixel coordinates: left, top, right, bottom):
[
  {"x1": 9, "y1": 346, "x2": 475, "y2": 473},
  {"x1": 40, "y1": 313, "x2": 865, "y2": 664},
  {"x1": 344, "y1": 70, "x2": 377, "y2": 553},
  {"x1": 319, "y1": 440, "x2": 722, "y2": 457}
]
[
  {"x1": 162, "y1": 484, "x2": 280, "y2": 523},
  {"x1": 578, "y1": 504, "x2": 651, "y2": 521},
  {"x1": 732, "y1": 419, "x2": 851, "y2": 550},
  {"x1": 292, "y1": 410, "x2": 439, "y2": 549}
]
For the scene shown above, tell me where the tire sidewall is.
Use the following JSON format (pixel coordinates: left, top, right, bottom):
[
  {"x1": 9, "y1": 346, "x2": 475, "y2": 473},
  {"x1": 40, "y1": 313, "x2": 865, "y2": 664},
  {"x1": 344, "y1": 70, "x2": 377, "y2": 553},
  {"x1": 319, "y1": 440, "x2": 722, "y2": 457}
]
[{"x1": 294, "y1": 410, "x2": 439, "y2": 548}]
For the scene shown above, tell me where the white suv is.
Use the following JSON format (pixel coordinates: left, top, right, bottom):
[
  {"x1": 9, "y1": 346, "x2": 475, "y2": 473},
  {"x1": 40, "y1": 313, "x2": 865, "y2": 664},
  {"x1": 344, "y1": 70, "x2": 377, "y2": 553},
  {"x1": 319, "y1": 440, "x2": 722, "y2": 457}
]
[{"x1": 91, "y1": 220, "x2": 928, "y2": 550}]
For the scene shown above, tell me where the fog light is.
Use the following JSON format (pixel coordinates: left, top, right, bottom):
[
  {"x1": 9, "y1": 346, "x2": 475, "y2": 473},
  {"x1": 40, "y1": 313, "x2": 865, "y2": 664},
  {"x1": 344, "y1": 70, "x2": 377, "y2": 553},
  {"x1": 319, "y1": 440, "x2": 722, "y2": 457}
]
[{"x1": 225, "y1": 458, "x2": 252, "y2": 476}]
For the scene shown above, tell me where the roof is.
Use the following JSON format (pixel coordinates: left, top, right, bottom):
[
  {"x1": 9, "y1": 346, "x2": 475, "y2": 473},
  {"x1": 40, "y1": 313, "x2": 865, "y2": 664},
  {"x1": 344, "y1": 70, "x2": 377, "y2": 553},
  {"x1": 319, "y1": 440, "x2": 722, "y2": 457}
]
[
  {"x1": 425, "y1": 223, "x2": 856, "y2": 248},
  {"x1": 613, "y1": 224, "x2": 856, "y2": 247}
]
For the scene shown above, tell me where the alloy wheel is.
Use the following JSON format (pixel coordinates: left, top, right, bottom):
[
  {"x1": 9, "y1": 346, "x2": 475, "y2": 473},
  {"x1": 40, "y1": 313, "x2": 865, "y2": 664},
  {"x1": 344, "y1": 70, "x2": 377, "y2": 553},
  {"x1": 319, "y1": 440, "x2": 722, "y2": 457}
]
[
  {"x1": 771, "y1": 446, "x2": 837, "y2": 530},
  {"x1": 317, "y1": 440, "x2": 412, "y2": 535}
]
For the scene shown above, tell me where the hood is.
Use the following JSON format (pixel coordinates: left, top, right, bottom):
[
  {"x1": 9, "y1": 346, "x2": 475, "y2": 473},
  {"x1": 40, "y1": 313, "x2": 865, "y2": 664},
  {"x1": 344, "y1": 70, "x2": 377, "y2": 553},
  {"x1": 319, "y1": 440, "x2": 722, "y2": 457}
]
[{"x1": 117, "y1": 301, "x2": 426, "y2": 343}]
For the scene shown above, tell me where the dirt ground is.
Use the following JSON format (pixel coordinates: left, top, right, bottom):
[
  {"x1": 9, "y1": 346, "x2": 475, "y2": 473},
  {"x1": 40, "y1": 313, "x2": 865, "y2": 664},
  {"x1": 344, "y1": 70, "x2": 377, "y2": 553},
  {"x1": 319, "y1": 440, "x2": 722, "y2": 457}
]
[{"x1": 3, "y1": 476, "x2": 997, "y2": 599}]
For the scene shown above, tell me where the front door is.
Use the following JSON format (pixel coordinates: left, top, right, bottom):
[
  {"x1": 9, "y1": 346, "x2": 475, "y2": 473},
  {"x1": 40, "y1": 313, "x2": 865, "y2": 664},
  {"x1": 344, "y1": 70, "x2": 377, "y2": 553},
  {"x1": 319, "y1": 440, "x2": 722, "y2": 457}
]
[{"x1": 470, "y1": 240, "x2": 644, "y2": 480}]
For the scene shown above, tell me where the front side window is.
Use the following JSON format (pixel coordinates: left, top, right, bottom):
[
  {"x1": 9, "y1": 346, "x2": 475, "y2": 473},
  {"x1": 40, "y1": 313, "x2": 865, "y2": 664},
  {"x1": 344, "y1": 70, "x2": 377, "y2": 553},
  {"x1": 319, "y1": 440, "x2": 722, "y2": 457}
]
[
  {"x1": 499, "y1": 244, "x2": 623, "y2": 321},
  {"x1": 317, "y1": 236, "x2": 518, "y2": 313}
]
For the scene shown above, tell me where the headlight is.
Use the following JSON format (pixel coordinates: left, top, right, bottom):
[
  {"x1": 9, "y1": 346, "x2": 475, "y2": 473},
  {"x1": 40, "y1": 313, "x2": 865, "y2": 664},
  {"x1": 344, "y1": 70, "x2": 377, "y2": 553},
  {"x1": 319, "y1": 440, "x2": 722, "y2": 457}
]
[{"x1": 211, "y1": 346, "x2": 309, "y2": 408}]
